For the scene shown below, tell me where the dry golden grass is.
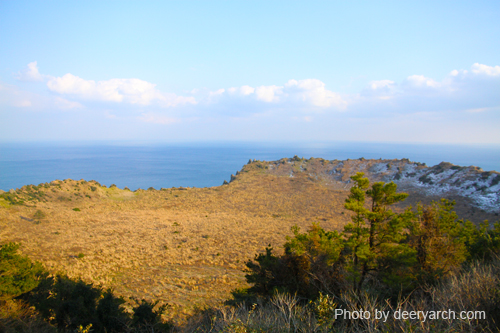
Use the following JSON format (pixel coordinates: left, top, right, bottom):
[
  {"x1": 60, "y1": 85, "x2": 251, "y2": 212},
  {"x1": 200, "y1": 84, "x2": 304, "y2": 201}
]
[
  {"x1": 0, "y1": 299, "x2": 55, "y2": 333},
  {"x1": 0, "y1": 158, "x2": 494, "y2": 321},
  {"x1": 0, "y1": 161, "x2": 352, "y2": 320}
]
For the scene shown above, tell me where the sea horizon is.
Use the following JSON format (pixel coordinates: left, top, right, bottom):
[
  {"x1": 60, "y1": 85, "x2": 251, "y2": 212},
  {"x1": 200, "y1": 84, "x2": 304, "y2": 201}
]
[{"x1": 1, "y1": 140, "x2": 500, "y2": 192}]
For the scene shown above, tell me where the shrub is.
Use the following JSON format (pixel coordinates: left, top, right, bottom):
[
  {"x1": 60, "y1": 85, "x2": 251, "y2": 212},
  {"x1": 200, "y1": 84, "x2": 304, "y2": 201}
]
[
  {"x1": 0, "y1": 243, "x2": 47, "y2": 299},
  {"x1": 0, "y1": 299, "x2": 55, "y2": 333},
  {"x1": 23, "y1": 275, "x2": 152, "y2": 332},
  {"x1": 409, "y1": 199, "x2": 468, "y2": 285},
  {"x1": 309, "y1": 292, "x2": 337, "y2": 329},
  {"x1": 132, "y1": 299, "x2": 172, "y2": 332},
  {"x1": 430, "y1": 259, "x2": 500, "y2": 331},
  {"x1": 460, "y1": 219, "x2": 500, "y2": 261},
  {"x1": 0, "y1": 192, "x2": 24, "y2": 205},
  {"x1": 244, "y1": 173, "x2": 498, "y2": 304},
  {"x1": 245, "y1": 241, "x2": 345, "y2": 301},
  {"x1": 33, "y1": 210, "x2": 46, "y2": 220},
  {"x1": 96, "y1": 290, "x2": 128, "y2": 332}
]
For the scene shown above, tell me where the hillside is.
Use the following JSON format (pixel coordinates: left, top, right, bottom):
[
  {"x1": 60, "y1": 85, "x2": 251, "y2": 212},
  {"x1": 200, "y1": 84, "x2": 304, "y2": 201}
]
[
  {"x1": 263, "y1": 156, "x2": 500, "y2": 218},
  {"x1": 0, "y1": 157, "x2": 498, "y2": 320}
]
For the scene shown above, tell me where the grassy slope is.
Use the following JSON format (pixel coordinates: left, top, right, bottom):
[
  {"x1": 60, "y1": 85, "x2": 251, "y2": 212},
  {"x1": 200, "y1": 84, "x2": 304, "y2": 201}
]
[
  {"x1": 0, "y1": 160, "x2": 351, "y2": 319},
  {"x1": 0, "y1": 158, "x2": 495, "y2": 320}
]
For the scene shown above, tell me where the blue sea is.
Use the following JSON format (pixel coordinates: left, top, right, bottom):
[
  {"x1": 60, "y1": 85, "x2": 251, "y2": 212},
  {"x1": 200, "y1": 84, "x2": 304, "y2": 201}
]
[{"x1": 1, "y1": 141, "x2": 499, "y2": 191}]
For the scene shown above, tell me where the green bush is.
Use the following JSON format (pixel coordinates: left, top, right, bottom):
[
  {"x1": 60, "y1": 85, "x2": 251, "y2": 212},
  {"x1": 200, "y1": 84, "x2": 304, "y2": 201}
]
[
  {"x1": 0, "y1": 192, "x2": 24, "y2": 205},
  {"x1": 96, "y1": 290, "x2": 128, "y2": 332},
  {"x1": 132, "y1": 299, "x2": 172, "y2": 331},
  {"x1": 460, "y1": 218, "x2": 500, "y2": 261},
  {"x1": 409, "y1": 199, "x2": 469, "y2": 285},
  {"x1": 5, "y1": 259, "x2": 176, "y2": 333},
  {"x1": 0, "y1": 243, "x2": 47, "y2": 299},
  {"x1": 244, "y1": 173, "x2": 500, "y2": 304},
  {"x1": 33, "y1": 210, "x2": 46, "y2": 220},
  {"x1": 22, "y1": 275, "x2": 175, "y2": 332}
]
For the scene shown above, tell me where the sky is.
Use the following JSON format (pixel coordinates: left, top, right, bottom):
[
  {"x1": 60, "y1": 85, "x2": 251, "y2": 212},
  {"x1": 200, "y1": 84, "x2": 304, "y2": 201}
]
[{"x1": 1, "y1": 0, "x2": 499, "y2": 144}]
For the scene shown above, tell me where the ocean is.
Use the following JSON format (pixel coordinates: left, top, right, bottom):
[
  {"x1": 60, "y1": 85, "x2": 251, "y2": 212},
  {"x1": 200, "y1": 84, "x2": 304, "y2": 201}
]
[{"x1": 1, "y1": 141, "x2": 499, "y2": 191}]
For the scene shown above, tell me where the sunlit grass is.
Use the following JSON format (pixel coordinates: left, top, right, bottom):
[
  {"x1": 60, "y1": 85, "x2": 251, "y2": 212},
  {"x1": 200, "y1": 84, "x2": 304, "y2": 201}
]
[{"x1": 1, "y1": 157, "x2": 496, "y2": 321}]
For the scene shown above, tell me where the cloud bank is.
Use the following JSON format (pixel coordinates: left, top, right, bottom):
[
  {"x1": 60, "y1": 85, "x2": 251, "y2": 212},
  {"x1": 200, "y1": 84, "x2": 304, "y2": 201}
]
[
  {"x1": 357, "y1": 63, "x2": 500, "y2": 115},
  {"x1": 46, "y1": 74, "x2": 196, "y2": 107},
  {"x1": 10, "y1": 61, "x2": 500, "y2": 116},
  {"x1": 2, "y1": 62, "x2": 499, "y2": 143}
]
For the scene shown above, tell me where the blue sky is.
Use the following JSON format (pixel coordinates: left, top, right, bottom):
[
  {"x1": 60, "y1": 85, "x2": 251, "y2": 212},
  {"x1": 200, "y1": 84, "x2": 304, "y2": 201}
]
[{"x1": 1, "y1": 0, "x2": 499, "y2": 143}]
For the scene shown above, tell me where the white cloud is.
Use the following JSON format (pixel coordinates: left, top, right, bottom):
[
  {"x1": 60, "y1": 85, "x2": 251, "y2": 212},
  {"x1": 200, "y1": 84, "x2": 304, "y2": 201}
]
[
  {"x1": 355, "y1": 63, "x2": 500, "y2": 115},
  {"x1": 203, "y1": 79, "x2": 347, "y2": 110},
  {"x1": 369, "y1": 80, "x2": 394, "y2": 90},
  {"x1": 209, "y1": 88, "x2": 225, "y2": 97},
  {"x1": 255, "y1": 85, "x2": 282, "y2": 102},
  {"x1": 240, "y1": 85, "x2": 255, "y2": 95},
  {"x1": 6, "y1": 61, "x2": 500, "y2": 137},
  {"x1": 0, "y1": 82, "x2": 83, "y2": 110},
  {"x1": 48, "y1": 74, "x2": 99, "y2": 97},
  {"x1": 16, "y1": 61, "x2": 45, "y2": 81},
  {"x1": 405, "y1": 75, "x2": 440, "y2": 88},
  {"x1": 13, "y1": 62, "x2": 196, "y2": 108},
  {"x1": 47, "y1": 74, "x2": 168, "y2": 105},
  {"x1": 361, "y1": 80, "x2": 396, "y2": 101},
  {"x1": 159, "y1": 93, "x2": 197, "y2": 108},
  {"x1": 3, "y1": 62, "x2": 500, "y2": 143},
  {"x1": 471, "y1": 63, "x2": 500, "y2": 76},
  {"x1": 228, "y1": 85, "x2": 255, "y2": 96},
  {"x1": 284, "y1": 79, "x2": 346, "y2": 108},
  {"x1": 16, "y1": 62, "x2": 350, "y2": 114}
]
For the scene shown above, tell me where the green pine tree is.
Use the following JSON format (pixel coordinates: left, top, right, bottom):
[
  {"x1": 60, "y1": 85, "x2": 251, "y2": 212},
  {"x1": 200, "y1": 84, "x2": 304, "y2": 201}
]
[{"x1": 343, "y1": 172, "x2": 416, "y2": 294}]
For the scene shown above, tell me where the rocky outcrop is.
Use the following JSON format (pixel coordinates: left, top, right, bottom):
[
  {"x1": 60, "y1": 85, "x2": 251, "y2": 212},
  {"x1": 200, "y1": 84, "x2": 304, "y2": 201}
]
[{"x1": 260, "y1": 157, "x2": 500, "y2": 213}]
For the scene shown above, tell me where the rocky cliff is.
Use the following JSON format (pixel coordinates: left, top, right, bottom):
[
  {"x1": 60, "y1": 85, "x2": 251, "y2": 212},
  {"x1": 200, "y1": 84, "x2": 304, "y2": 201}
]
[{"x1": 251, "y1": 156, "x2": 500, "y2": 214}]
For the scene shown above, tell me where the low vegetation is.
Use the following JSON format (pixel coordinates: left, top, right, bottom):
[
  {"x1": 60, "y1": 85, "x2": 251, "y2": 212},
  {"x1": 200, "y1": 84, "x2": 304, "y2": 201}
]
[
  {"x1": 0, "y1": 165, "x2": 354, "y2": 319},
  {"x1": 205, "y1": 173, "x2": 499, "y2": 332},
  {"x1": 1, "y1": 242, "x2": 172, "y2": 332},
  {"x1": 1, "y1": 159, "x2": 499, "y2": 331}
]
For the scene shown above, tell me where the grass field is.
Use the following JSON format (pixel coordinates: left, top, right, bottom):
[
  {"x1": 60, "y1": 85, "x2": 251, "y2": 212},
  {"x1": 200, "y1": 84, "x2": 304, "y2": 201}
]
[{"x1": 0, "y1": 158, "x2": 496, "y2": 321}]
